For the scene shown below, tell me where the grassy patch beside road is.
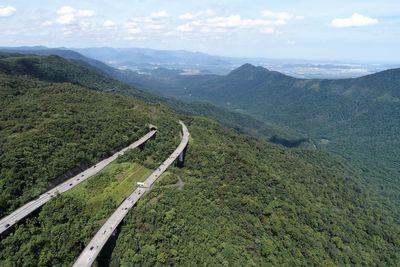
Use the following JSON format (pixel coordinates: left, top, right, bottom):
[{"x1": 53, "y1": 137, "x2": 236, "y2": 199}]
[{"x1": 65, "y1": 161, "x2": 151, "y2": 208}]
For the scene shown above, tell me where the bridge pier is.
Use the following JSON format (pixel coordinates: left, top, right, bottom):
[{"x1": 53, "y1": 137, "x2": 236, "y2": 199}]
[
  {"x1": 139, "y1": 143, "x2": 145, "y2": 151},
  {"x1": 149, "y1": 128, "x2": 157, "y2": 140},
  {"x1": 139, "y1": 125, "x2": 157, "y2": 151},
  {"x1": 151, "y1": 130, "x2": 157, "y2": 140},
  {"x1": 176, "y1": 145, "x2": 188, "y2": 168}
]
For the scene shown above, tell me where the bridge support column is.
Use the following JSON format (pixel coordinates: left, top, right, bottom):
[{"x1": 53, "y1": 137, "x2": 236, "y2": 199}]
[
  {"x1": 149, "y1": 124, "x2": 157, "y2": 140},
  {"x1": 176, "y1": 145, "x2": 188, "y2": 168},
  {"x1": 139, "y1": 125, "x2": 157, "y2": 151},
  {"x1": 139, "y1": 143, "x2": 145, "y2": 151}
]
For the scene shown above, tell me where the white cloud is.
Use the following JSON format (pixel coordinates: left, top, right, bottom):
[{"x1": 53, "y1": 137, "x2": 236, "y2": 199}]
[
  {"x1": 191, "y1": 20, "x2": 203, "y2": 27},
  {"x1": 125, "y1": 11, "x2": 170, "y2": 33},
  {"x1": 179, "y1": 13, "x2": 196, "y2": 20},
  {"x1": 130, "y1": 9, "x2": 300, "y2": 36},
  {"x1": 56, "y1": 6, "x2": 96, "y2": 25},
  {"x1": 57, "y1": 6, "x2": 75, "y2": 15},
  {"x1": 202, "y1": 15, "x2": 287, "y2": 32},
  {"x1": 261, "y1": 9, "x2": 293, "y2": 21},
  {"x1": 150, "y1": 10, "x2": 169, "y2": 18},
  {"x1": 331, "y1": 13, "x2": 378, "y2": 28},
  {"x1": 57, "y1": 14, "x2": 75, "y2": 25},
  {"x1": 125, "y1": 21, "x2": 138, "y2": 28},
  {"x1": 77, "y1": 10, "x2": 95, "y2": 17},
  {"x1": 177, "y1": 10, "x2": 297, "y2": 33},
  {"x1": 127, "y1": 28, "x2": 142, "y2": 34},
  {"x1": 0, "y1": 5, "x2": 16, "y2": 17},
  {"x1": 103, "y1": 19, "x2": 117, "y2": 28},
  {"x1": 177, "y1": 23, "x2": 193, "y2": 32},
  {"x1": 125, "y1": 21, "x2": 142, "y2": 34},
  {"x1": 206, "y1": 15, "x2": 244, "y2": 29},
  {"x1": 179, "y1": 9, "x2": 214, "y2": 20}
]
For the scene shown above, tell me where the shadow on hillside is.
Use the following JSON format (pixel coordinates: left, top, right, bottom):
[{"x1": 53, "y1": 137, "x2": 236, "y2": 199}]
[{"x1": 269, "y1": 135, "x2": 309, "y2": 148}]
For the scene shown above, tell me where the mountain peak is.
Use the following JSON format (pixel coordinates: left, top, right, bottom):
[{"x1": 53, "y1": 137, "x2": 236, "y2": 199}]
[
  {"x1": 240, "y1": 63, "x2": 257, "y2": 68},
  {"x1": 227, "y1": 63, "x2": 296, "y2": 81},
  {"x1": 229, "y1": 63, "x2": 269, "y2": 76},
  {"x1": 238, "y1": 63, "x2": 264, "y2": 71}
]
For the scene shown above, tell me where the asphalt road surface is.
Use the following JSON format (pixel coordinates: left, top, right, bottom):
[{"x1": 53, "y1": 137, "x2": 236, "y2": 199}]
[
  {"x1": 0, "y1": 130, "x2": 156, "y2": 235},
  {"x1": 73, "y1": 121, "x2": 189, "y2": 267}
]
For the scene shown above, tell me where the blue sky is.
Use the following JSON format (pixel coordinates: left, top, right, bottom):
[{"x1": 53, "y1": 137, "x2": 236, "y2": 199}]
[{"x1": 1, "y1": 0, "x2": 400, "y2": 62}]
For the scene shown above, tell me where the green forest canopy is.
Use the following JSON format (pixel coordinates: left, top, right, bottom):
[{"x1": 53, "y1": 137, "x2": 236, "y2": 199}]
[{"x1": 0, "y1": 55, "x2": 399, "y2": 266}]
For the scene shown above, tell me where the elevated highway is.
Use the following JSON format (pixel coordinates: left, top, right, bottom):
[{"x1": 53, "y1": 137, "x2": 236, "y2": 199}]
[
  {"x1": 73, "y1": 121, "x2": 189, "y2": 267},
  {"x1": 0, "y1": 130, "x2": 156, "y2": 235}
]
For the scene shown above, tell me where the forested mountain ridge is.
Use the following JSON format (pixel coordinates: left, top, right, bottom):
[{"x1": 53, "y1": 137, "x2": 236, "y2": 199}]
[
  {"x1": 0, "y1": 53, "x2": 151, "y2": 101},
  {"x1": 0, "y1": 52, "x2": 310, "y2": 147},
  {"x1": 0, "y1": 70, "x2": 181, "y2": 217},
  {"x1": 153, "y1": 63, "x2": 400, "y2": 105},
  {"x1": 0, "y1": 54, "x2": 399, "y2": 265},
  {"x1": 110, "y1": 118, "x2": 400, "y2": 266},
  {"x1": 124, "y1": 63, "x2": 400, "y2": 201},
  {"x1": 2, "y1": 53, "x2": 398, "y2": 201},
  {"x1": 0, "y1": 46, "x2": 119, "y2": 78}
]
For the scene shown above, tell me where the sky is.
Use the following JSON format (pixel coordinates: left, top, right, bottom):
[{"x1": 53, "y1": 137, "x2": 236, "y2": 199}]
[{"x1": 0, "y1": 0, "x2": 400, "y2": 62}]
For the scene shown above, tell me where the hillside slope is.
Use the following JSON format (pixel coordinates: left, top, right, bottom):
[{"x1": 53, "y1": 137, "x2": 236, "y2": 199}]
[
  {"x1": 0, "y1": 52, "x2": 308, "y2": 147},
  {"x1": 126, "y1": 64, "x2": 400, "y2": 200},
  {"x1": 0, "y1": 53, "x2": 151, "y2": 101},
  {"x1": 110, "y1": 118, "x2": 400, "y2": 266},
  {"x1": 0, "y1": 55, "x2": 399, "y2": 266},
  {"x1": 0, "y1": 67, "x2": 180, "y2": 217}
]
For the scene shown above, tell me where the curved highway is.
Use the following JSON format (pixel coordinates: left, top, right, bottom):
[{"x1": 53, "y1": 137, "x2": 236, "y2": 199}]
[
  {"x1": 73, "y1": 121, "x2": 189, "y2": 267},
  {"x1": 0, "y1": 130, "x2": 157, "y2": 235}
]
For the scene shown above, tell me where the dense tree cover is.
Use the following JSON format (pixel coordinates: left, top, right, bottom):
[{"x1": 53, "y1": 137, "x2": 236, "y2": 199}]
[
  {"x1": 0, "y1": 86, "x2": 181, "y2": 266},
  {"x1": 0, "y1": 70, "x2": 179, "y2": 217},
  {"x1": 163, "y1": 99, "x2": 312, "y2": 149},
  {"x1": 0, "y1": 51, "x2": 312, "y2": 148},
  {"x1": 109, "y1": 118, "x2": 400, "y2": 266},
  {"x1": 0, "y1": 55, "x2": 399, "y2": 266},
  {"x1": 2, "y1": 114, "x2": 399, "y2": 266},
  {"x1": 120, "y1": 63, "x2": 400, "y2": 201},
  {"x1": 0, "y1": 53, "x2": 152, "y2": 100},
  {"x1": 0, "y1": 122, "x2": 181, "y2": 266}
]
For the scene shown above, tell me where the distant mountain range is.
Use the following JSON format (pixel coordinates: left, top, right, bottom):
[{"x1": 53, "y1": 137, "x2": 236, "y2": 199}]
[
  {"x1": 158, "y1": 62, "x2": 400, "y2": 105},
  {"x1": 74, "y1": 47, "x2": 230, "y2": 69},
  {"x1": 73, "y1": 46, "x2": 398, "y2": 78},
  {"x1": 4, "y1": 46, "x2": 394, "y2": 78}
]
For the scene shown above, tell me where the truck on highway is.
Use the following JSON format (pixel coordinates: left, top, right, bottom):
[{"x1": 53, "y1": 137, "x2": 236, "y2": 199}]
[{"x1": 137, "y1": 182, "x2": 148, "y2": 188}]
